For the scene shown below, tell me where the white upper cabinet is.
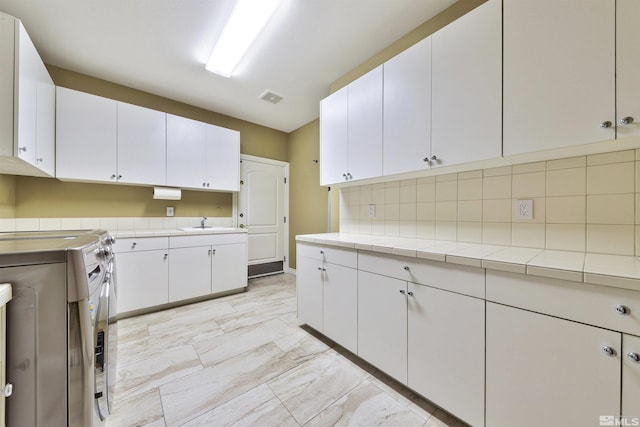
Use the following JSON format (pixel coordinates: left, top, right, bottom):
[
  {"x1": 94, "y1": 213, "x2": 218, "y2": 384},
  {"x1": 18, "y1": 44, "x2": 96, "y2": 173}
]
[
  {"x1": 503, "y1": 0, "x2": 615, "y2": 156},
  {"x1": 167, "y1": 114, "x2": 240, "y2": 191},
  {"x1": 166, "y1": 114, "x2": 207, "y2": 189},
  {"x1": 616, "y1": 0, "x2": 640, "y2": 139},
  {"x1": 205, "y1": 124, "x2": 240, "y2": 192},
  {"x1": 347, "y1": 65, "x2": 383, "y2": 181},
  {"x1": 117, "y1": 102, "x2": 166, "y2": 186},
  {"x1": 383, "y1": 37, "x2": 432, "y2": 176},
  {"x1": 431, "y1": 0, "x2": 501, "y2": 167},
  {"x1": 320, "y1": 66, "x2": 382, "y2": 185},
  {"x1": 56, "y1": 87, "x2": 118, "y2": 182},
  {"x1": 0, "y1": 14, "x2": 55, "y2": 177},
  {"x1": 320, "y1": 86, "x2": 349, "y2": 185}
]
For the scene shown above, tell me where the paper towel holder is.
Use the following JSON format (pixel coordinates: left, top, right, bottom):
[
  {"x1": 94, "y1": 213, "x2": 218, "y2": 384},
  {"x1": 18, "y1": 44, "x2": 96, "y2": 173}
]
[{"x1": 153, "y1": 187, "x2": 182, "y2": 200}]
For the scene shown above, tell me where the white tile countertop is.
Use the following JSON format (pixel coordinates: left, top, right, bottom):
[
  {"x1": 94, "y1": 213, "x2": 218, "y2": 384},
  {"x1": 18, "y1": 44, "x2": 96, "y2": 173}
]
[
  {"x1": 296, "y1": 233, "x2": 640, "y2": 291},
  {"x1": 113, "y1": 227, "x2": 247, "y2": 239}
]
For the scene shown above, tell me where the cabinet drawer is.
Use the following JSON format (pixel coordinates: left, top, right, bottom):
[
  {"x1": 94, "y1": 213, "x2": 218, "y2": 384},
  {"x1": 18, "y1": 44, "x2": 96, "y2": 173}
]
[
  {"x1": 487, "y1": 270, "x2": 640, "y2": 335},
  {"x1": 170, "y1": 233, "x2": 247, "y2": 248},
  {"x1": 358, "y1": 251, "x2": 484, "y2": 298},
  {"x1": 113, "y1": 237, "x2": 168, "y2": 253},
  {"x1": 296, "y1": 243, "x2": 357, "y2": 268}
]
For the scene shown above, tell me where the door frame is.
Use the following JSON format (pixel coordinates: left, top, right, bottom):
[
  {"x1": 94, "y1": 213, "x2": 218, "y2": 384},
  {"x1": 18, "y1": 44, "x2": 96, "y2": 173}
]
[{"x1": 232, "y1": 154, "x2": 291, "y2": 273}]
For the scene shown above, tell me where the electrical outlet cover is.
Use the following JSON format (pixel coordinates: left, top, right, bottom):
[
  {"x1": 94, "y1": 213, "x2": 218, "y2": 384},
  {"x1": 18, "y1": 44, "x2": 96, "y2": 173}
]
[
  {"x1": 516, "y1": 199, "x2": 533, "y2": 220},
  {"x1": 166, "y1": 207, "x2": 175, "y2": 217}
]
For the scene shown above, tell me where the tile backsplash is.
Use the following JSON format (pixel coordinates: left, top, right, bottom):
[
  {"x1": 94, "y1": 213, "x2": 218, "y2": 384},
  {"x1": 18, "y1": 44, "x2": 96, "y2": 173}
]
[
  {"x1": 339, "y1": 149, "x2": 640, "y2": 256},
  {"x1": 0, "y1": 216, "x2": 234, "y2": 233}
]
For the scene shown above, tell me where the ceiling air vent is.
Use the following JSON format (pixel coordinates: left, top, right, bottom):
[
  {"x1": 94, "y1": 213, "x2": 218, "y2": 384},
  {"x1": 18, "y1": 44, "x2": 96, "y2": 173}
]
[{"x1": 259, "y1": 90, "x2": 284, "y2": 104}]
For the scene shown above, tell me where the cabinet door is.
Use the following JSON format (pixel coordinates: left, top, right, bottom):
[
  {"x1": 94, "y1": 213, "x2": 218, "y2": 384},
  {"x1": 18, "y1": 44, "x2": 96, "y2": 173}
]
[
  {"x1": 323, "y1": 263, "x2": 357, "y2": 354},
  {"x1": 117, "y1": 102, "x2": 166, "y2": 186},
  {"x1": 166, "y1": 114, "x2": 207, "y2": 189},
  {"x1": 503, "y1": 0, "x2": 615, "y2": 156},
  {"x1": 15, "y1": 22, "x2": 37, "y2": 167},
  {"x1": 408, "y1": 283, "x2": 485, "y2": 427},
  {"x1": 623, "y1": 334, "x2": 640, "y2": 417},
  {"x1": 358, "y1": 270, "x2": 407, "y2": 384},
  {"x1": 296, "y1": 256, "x2": 323, "y2": 332},
  {"x1": 617, "y1": 0, "x2": 640, "y2": 139},
  {"x1": 205, "y1": 124, "x2": 240, "y2": 191},
  {"x1": 347, "y1": 65, "x2": 382, "y2": 181},
  {"x1": 56, "y1": 87, "x2": 117, "y2": 181},
  {"x1": 486, "y1": 302, "x2": 620, "y2": 427},
  {"x1": 431, "y1": 0, "x2": 501, "y2": 168},
  {"x1": 168, "y1": 246, "x2": 211, "y2": 302},
  {"x1": 383, "y1": 37, "x2": 431, "y2": 176},
  {"x1": 211, "y1": 243, "x2": 247, "y2": 294},
  {"x1": 319, "y1": 86, "x2": 348, "y2": 185},
  {"x1": 35, "y1": 78, "x2": 55, "y2": 176},
  {"x1": 116, "y1": 250, "x2": 169, "y2": 313}
]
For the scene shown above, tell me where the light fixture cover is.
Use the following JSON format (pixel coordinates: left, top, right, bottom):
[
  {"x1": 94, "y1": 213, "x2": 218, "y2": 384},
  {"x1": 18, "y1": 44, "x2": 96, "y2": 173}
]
[{"x1": 206, "y1": 0, "x2": 282, "y2": 77}]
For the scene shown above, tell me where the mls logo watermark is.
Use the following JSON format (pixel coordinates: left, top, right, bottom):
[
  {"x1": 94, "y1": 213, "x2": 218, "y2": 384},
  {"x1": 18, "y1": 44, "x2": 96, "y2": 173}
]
[{"x1": 600, "y1": 416, "x2": 640, "y2": 426}]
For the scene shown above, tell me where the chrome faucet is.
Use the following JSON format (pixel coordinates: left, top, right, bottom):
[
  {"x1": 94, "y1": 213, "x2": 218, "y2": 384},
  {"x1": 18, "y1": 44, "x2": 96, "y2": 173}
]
[{"x1": 200, "y1": 217, "x2": 207, "y2": 228}]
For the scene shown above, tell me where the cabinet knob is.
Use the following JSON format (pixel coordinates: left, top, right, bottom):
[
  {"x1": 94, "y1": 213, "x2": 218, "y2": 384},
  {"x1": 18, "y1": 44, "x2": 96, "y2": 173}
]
[
  {"x1": 347, "y1": 172, "x2": 352, "y2": 180},
  {"x1": 317, "y1": 267, "x2": 326, "y2": 271},
  {"x1": 628, "y1": 352, "x2": 640, "y2": 363},
  {"x1": 431, "y1": 155, "x2": 438, "y2": 161},
  {"x1": 207, "y1": 183, "x2": 210, "y2": 187},
  {"x1": 131, "y1": 242, "x2": 137, "y2": 247},
  {"x1": 615, "y1": 305, "x2": 630, "y2": 315},
  {"x1": 602, "y1": 346, "x2": 616, "y2": 357},
  {"x1": 320, "y1": 250, "x2": 324, "y2": 255},
  {"x1": 407, "y1": 291, "x2": 414, "y2": 296},
  {"x1": 423, "y1": 157, "x2": 429, "y2": 163},
  {"x1": 111, "y1": 174, "x2": 117, "y2": 179},
  {"x1": 403, "y1": 266, "x2": 410, "y2": 271},
  {"x1": 620, "y1": 116, "x2": 634, "y2": 126},
  {"x1": 203, "y1": 182, "x2": 206, "y2": 187},
  {"x1": 399, "y1": 289, "x2": 406, "y2": 295},
  {"x1": 600, "y1": 121, "x2": 613, "y2": 129},
  {"x1": 36, "y1": 157, "x2": 43, "y2": 163},
  {"x1": 18, "y1": 147, "x2": 27, "y2": 152},
  {"x1": 208, "y1": 249, "x2": 212, "y2": 255},
  {"x1": 163, "y1": 253, "x2": 168, "y2": 259},
  {"x1": 343, "y1": 173, "x2": 347, "y2": 179}
]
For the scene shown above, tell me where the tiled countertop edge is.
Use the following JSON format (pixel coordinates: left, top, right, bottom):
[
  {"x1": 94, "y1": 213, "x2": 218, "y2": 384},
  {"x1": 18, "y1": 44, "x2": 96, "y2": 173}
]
[{"x1": 296, "y1": 233, "x2": 640, "y2": 291}]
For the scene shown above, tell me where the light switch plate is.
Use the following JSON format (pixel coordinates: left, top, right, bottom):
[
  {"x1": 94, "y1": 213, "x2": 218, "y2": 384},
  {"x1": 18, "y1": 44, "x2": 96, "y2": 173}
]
[
  {"x1": 516, "y1": 199, "x2": 533, "y2": 220},
  {"x1": 368, "y1": 204, "x2": 376, "y2": 218},
  {"x1": 166, "y1": 207, "x2": 175, "y2": 217}
]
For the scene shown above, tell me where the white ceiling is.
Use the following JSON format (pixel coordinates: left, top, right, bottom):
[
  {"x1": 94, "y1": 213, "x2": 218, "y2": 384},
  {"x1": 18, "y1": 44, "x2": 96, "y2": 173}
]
[{"x1": 0, "y1": 0, "x2": 458, "y2": 133}]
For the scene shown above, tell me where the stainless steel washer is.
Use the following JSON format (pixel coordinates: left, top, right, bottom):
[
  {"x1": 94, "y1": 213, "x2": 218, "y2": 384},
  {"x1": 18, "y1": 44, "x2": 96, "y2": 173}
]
[{"x1": 0, "y1": 230, "x2": 117, "y2": 426}]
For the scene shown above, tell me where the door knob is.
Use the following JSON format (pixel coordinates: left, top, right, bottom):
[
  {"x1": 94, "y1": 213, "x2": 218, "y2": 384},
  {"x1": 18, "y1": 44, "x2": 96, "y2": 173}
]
[{"x1": 239, "y1": 224, "x2": 245, "y2": 228}]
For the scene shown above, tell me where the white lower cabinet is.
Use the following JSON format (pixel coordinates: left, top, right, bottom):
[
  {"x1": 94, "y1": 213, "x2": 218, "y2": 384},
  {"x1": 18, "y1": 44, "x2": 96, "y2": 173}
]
[
  {"x1": 115, "y1": 234, "x2": 247, "y2": 314},
  {"x1": 116, "y1": 249, "x2": 169, "y2": 313},
  {"x1": 296, "y1": 244, "x2": 357, "y2": 353},
  {"x1": 357, "y1": 270, "x2": 407, "y2": 383},
  {"x1": 486, "y1": 302, "x2": 620, "y2": 427},
  {"x1": 407, "y1": 283, "x2": 485, "y2": 427},
  {"x1": 623, "y1": 334, "x2": 640, "y2": 417},
  {"x1": 168, "y1": 246, "x2": 211, "y2": 302}
]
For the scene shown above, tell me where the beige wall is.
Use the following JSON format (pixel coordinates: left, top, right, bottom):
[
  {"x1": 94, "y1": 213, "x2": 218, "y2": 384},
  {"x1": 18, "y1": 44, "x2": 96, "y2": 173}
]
[
  {"x1": 287, "y1": 119, "x2": 326, "y2": 268},
  {"x1": 0, "y1": 175, "x2": 15, "y2": 218}
]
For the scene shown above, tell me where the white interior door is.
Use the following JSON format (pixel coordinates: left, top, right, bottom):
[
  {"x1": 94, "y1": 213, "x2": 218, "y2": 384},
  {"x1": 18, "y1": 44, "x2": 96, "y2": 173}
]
[{"x1": 238, "y1": 156, "x2": 288, "y2": 275}]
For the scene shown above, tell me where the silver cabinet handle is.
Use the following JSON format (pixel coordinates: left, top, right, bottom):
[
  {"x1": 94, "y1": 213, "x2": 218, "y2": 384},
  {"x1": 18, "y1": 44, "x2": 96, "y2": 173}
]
[
  {"x1": 18, "y1": 147, "x2": 27, "y2": 152},
  {"x1": 347, "y1": 172, "x2": 352, "y2": 179},
  {"x1": 620, "y1": 116, "x2": 634, "y2": 126},
  {"x1": 423, "y1": 157, "x2": 429, "y2": 163},
  {"x1": 163, "y1": 253, "x2": 168, "y2": 259},
  {"x1": 117, "y1": 174, "x2": 122, "y2": 179},
  {"x1": 616, "y1": 305, "x2": 630, "y2": 315},
  {"x1": 3, "y1": 383, "x2": 13, "y2": 397},
  {"x1": 407, "y1": 291, "x2": 414, "y2": 296},
  {"x1": 431, "y1": 155, "x2": 438, "y2": 161},
  {"x1": 342, "y1": 173, "x2": 347, "y2": 179},
  {"x1": 36, "y1": 157, "x2": 43, "y2": 163},
  {"x1": 602, "y1": 346, "x2": 616, "y2": 357},
  {"x1": 320, "y1": 250, "x2": 325, "y2": 255},
  {"x1": 600, "y1": 121, "x2": 613, "y2": 128},
  {"x1": 208, "y1": 249, "x2": 212, "y2": 255},
  {"x1": 399, "y1": 289, "x2": 406, "y2": 295},
  {"x1": 403, "y1": 266, "x2": 410, "y2": 271},
  {"x1": 203, "y1": 182, "x2": 207, "y2": 187},
  {"x1": 131, "y1": 242, "x2": 137, "y2": 247},
  {"x1": 111, "y1": 174, "x2": 117, "y2": 179},
  {"x1": 207, "y1": 183, "x2": 210, "y2": 187},
  {"x1": 628, "y1": 352, "x2": 640, "y2": 363}
]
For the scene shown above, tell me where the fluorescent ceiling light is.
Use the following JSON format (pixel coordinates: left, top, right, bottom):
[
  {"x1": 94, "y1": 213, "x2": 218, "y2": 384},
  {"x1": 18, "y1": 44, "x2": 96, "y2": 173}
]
[{"x1": 206, "y1": 0, "x2": 282, "y2": 77}]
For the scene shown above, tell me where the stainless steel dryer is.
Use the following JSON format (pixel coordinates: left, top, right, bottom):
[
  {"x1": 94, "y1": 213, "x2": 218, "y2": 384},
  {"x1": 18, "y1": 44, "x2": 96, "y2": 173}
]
[{"x1": 0, "y1": 230, "x2": 117, "y2": 426}]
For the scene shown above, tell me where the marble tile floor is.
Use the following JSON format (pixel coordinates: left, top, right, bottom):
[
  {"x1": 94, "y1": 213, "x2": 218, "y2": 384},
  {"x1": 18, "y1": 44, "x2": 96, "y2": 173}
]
[{"x1": 106, "y1": 273, "x2": 468, "y2": 427}]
